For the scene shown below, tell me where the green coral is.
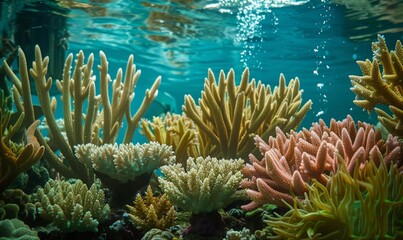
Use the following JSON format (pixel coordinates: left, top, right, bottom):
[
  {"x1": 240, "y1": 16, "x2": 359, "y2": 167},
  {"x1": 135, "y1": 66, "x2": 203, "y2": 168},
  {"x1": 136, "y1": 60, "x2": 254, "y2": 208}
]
[
  {"x1": 34, "y1": 179, "x2": 110, "y2": 232},
  {"x1": 267, "y1": 156, "x2": 403, "y2": 239},
  {"x1": 0, "y1": 218, "x2": 39, "y2": 240},
  {"x1": 159, "y1": 156, "x2": 244, "y2": 214}
]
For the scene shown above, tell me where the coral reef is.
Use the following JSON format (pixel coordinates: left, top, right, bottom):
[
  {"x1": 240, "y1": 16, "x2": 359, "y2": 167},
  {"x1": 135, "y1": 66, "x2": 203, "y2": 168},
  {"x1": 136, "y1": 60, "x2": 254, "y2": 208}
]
[
  {"x1": 126, "y1": 185, "x2": 176, "y2": 231},
  {"x1": 0, "y1": 218, "x2": 39, "y2": 240},
  {"x1": 183, "y1": 68, "x2": 312, "y2": 159},
  {"x1": 350, "y1": 34, "x2": 403, "y2": 137},
  {"x1": 267, "y1": 156, "x2": 403, "y2": 239},
  {"x1": 241, "y1": 115, "x2": 401, "y2": 209},
  {"x1": 3, "y1": 45, "x2": 160, "y2": 184},
  {"x1": 34, "y1": 179, "x2": 110, "y2": 232}
]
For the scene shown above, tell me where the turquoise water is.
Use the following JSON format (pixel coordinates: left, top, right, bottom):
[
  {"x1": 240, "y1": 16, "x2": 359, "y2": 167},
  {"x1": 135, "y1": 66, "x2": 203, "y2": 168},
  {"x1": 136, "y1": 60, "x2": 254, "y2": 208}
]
[{"x1": 2, "y1": 0, "x2": 403, "y2": 131}]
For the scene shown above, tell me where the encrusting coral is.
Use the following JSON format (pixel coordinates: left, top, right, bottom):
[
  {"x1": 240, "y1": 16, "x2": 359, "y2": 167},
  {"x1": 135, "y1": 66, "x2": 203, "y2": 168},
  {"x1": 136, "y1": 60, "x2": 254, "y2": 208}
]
[
  {"x1": 241, "y1": 115, "x2": 401, "y2": 209},
  {"x1": 0, "y1": 108, "x2": 44, "y2": 193},
  {"x1": 74, "y1": 141, "x2": 175, "y2": 207},
  {"x1": 34, "y1": 179, "x2": 110, "y2": 233},
  {"x1": 2, "y1": 45, "x2": 161, "y2": 184},
  {"x1": 0, "y1": 218, "x2": 39, "y2": 240},
  {"x1": 126, "y1": 185, "x2": 176, "y2": 231},
  {"x1": 350, "y1": 34, "x2": 403, "y2": 137},
  {"x1": 267, "y1": 156, "x2": 403, "y2": 239},
  {"x1": 182, "y1": 68, "x2": 312, "y2": 159}
]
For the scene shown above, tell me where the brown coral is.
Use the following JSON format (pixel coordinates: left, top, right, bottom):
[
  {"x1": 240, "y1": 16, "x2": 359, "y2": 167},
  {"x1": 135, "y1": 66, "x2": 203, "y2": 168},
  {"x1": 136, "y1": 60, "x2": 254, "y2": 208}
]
[
  {"x1": 350, "y1": 34, "x2": 403, "y2": 137},
  {"x1": 0, "y1": 109, "x2": 44, "y2": 193},
  {"x1": 241, "y1": 115, "x2": 401, "y2": 209},
  {"x1": 126, "y1": 185, "x2": 176, "y2": 231}
]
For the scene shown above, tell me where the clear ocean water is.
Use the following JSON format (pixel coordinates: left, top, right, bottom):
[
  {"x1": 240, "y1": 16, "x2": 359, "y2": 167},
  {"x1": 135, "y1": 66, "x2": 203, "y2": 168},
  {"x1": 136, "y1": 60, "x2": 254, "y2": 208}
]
[{"x1": 1, "y1": 0, "x2": 403, "y2": 134}]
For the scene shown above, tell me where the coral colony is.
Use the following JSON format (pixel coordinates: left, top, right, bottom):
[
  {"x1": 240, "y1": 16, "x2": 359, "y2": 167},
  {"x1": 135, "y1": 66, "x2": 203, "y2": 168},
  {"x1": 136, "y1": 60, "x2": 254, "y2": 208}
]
[{"x1": 0, "y1": 35, "x2": 402, "y2": 239}]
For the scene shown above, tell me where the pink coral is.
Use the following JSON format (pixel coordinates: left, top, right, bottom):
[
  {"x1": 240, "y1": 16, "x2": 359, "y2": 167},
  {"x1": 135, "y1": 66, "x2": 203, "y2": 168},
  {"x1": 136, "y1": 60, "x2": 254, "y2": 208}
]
[{"x1": 241, "y1": 115, "x2": 401, "y2": 210}]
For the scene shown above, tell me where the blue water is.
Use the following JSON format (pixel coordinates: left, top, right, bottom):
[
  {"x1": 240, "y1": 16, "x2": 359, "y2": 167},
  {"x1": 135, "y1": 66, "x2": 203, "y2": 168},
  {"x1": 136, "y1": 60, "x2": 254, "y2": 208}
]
[{"x1": 2, "y1": 0, "x2": 403, "y2": 137}]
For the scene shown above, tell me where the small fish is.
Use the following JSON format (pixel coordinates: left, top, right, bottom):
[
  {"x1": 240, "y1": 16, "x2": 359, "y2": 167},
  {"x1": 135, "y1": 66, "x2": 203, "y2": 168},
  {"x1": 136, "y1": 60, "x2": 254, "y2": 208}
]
[{"x1": 143, "y1": 91, "x2": 178, "y2": 120}]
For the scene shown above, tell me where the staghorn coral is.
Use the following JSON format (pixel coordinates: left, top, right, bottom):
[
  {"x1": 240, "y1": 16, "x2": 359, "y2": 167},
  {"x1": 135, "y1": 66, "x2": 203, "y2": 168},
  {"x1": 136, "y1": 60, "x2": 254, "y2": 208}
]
[
  {"x1": 350, "y1": 34, "x2": 403, "y2": 137},
  {"x1": 224, "y1": 227, "x2": 256, "y2": 240},
  {"x1": 126, "y1": 185, "x2": 176, "y2": 231},
  {"x1": 182, "y1": 68, "x2": 312, "y2": 159},
  {"x1": 241, "y1": 115, "x2": 401, "y2": 209},
  {"x1": 3, "y1": 45, "x2": 160, "y2": 184},
  {"x1": 0, "y1": 108, "x2": 44, "y2": 193},
  {"x1": 34, "y1": 179, "x2": 110, "y2": 233},
  {"x1": 74, "y1": 141, "x2": 175, "y2": 207},
  {"x1": 159, "y1": 156, "x2": 244, "y2": 214},
  {"x1": 140, "y1": 112, "x2": 201, "y2": 166},
  {"x1": 267, "y1": 156, "x2": 403, "y2": 240}
]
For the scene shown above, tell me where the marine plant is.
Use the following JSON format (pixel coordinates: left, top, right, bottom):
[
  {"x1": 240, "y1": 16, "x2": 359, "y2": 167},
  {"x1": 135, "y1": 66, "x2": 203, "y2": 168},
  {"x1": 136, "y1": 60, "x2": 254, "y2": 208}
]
[
  {"x1": 350, "y1": 34, "x2": 403, "y2": 137},
  {"x1": 2, "y1": 45, "x2": 160, "y2": 184},
  {"x1": 126, "y1": 185, "x2": 176, "y2": 231},
  {"x1": 34, "y1": 179, "x2": 110, "y2": 233},
  {"x1": 241, "y1": 115, "x2": 401, "y2": 209},
  {"x1": 266, "y1": 155, "x2": 403, "y2": 239}
]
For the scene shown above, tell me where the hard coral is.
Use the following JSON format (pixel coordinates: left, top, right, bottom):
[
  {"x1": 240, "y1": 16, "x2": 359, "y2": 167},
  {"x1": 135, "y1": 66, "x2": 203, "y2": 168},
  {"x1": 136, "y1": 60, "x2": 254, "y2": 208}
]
[
  {"x1": 350, "y1": 34, "x2": 403, "y2": 137},
  {"x1": 126, "y1": 185, "x2": 176, "y2": 231},
  {"x1": 34, "y1": 179, "x2": 110, "y2": 233},
  {"x1": 241, "y1": 115, "x2": 401, "y2": 209},
  {"x1": 183, "y1": 68, "x2": 312, "y2": 159}
]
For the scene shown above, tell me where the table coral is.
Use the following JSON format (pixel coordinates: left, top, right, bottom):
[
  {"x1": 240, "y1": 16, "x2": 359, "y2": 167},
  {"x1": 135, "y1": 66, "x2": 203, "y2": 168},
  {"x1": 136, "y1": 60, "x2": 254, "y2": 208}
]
[
  {"x1": 350, "y1": 34, "x2": 403, "y2": 137},
  {"x1": 34, "y1": 179, "x2": 110, "y2": 232},
  {"x1": 241, "y1": 115, "x2": 401, "y2": 209},
  {"x1": 182, "y1": 68, "x2": 312, "y2": 159}
]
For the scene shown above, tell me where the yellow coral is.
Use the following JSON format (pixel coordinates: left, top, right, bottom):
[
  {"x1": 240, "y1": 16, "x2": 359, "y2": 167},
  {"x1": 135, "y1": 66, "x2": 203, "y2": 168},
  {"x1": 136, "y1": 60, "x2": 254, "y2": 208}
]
[
  {"x1": 267, "y1": 156, "x2": 403, "y2": 239},
  {"x1": 183, "y1": 68, "x2": 312, "y2": 159},
  {"x1": 159, "y1": 156, "x2": 244, "y2": 214},
  {"x1": 0, "y1": 109, "x2": 44, "y2": 193},
  {"x1": 126, "y1": 186, "x2": 176, "y2": 231},
  {"x1": 350, "y1": 35, "x2": 403, "y2": 137},
  {"x1": 34, "y1": 179, "x2": 110, "y2": 232}
]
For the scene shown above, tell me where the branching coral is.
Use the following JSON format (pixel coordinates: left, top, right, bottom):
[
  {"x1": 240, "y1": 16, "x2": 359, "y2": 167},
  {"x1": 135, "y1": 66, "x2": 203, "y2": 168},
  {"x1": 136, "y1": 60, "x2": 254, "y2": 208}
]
[
  {"x1": 140, "y1": 112, "x2": 201, "y2": 166},
  {"x1": 350, "y1": 34, "x2": 403, "y2": 137},
  {"x1": 0, "y1": 108, "x2": 44, "y2": 193},
  {"x1": 267, "y1": 156, "x2": 403, "y2": 239},
  {"x1": 182, "y1": 68, "x2": 312, "y2": 159},
  {"x1": 241, "y1": 115, "x2": 401, "y2": 209},
  {"x1": 2, "y1": 45, "x2": 160, "y2": 184},
  {"x1": 34, "y1": 179, "x2": 110, "y2": 233},
  {"x1": 126, "y1": 185, "x2": 176, "y2": 231},
  {"x1": 159, "y1": 156, "x2": 244, "y2": 214}
]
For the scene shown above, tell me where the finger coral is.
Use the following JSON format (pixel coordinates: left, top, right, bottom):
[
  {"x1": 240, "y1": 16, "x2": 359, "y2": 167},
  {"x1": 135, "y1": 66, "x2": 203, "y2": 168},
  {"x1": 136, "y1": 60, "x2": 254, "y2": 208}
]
[
  {"x1": 159, "y1": 156, "x2": 244, "y2": 214},
  {"x1": 126, "y1": 185, "x2": 176, "y2": 231},
  {"x1": 34, "y1": 179, "x2": 110, "y2": 232},
  {"x1": 241, "y1": 115, "x2": 401, "y2": 209},
  {"x1": 183, "y1": 68, "x2": 312, "y2": 159},
  {"x1": 350, "y1": 34, "x2": 403, "y2": 137},
  {"x1": 267, "y1": 156, "x2": 403, "y2": 239},
  {"x1": 3, "y1": 45, "x2": 160, "y2": 184}
]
